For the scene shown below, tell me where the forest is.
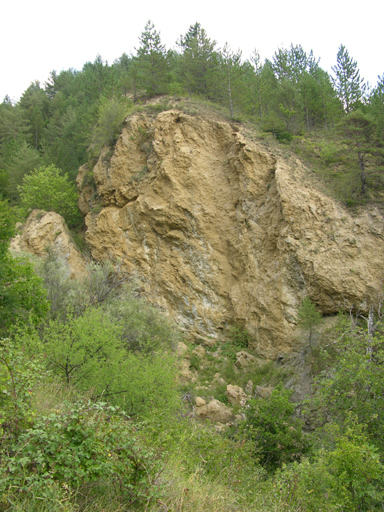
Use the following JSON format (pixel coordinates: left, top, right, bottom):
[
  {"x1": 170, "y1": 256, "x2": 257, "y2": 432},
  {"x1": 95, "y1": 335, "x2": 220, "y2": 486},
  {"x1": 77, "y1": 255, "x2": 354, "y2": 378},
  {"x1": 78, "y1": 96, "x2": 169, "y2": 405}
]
[{"x1": 1, "y1": 20, "x2": 384, "y2": 511}]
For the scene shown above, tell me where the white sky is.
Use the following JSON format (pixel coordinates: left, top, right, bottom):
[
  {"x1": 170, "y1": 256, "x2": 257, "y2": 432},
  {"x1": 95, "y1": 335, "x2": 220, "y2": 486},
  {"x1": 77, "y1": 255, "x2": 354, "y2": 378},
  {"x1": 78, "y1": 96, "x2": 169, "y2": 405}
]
[{"x1": 1, "y1": 0, "x2": 382, "y2": 102}]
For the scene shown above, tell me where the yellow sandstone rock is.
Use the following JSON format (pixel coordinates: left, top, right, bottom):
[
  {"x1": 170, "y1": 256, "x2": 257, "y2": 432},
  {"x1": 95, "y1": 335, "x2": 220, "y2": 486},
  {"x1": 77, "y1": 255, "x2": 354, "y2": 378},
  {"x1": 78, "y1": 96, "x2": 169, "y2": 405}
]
[
  {"x1": 78, "y1": 110, "x2": 384, "y2": 357},
  {"x1": 10, "y1": 210, "x2": 86, "y2": 278}
]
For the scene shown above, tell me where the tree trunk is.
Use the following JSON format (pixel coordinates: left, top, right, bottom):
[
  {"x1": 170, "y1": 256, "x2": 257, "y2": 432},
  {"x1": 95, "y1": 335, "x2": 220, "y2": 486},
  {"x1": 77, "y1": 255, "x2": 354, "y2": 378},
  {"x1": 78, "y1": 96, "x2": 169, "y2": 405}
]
[
  {"x1": 227, "y1": 66, "x2": 234, "y2": 118},
  {"x1": 367, "y1": 305, "x2": 374, "y2": 358}
]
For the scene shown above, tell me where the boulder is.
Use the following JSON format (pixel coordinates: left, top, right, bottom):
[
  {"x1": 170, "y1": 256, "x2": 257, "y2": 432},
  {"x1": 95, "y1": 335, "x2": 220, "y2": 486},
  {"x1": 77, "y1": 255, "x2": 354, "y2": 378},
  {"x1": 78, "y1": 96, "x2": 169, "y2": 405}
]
[
  {"x1": 10, "y1": 210, "x2": 86, "y2": 278},
  {"x1": 255, "y1": 386, "x2": 274, "y2": 398},
  {"x1": 245, "y1": 380, "x2": 254, "y2": 395},
  {"x1": 235, "y1": 351, "x2": 256, "y2": 368},
  {"x1": 192, "y1": 345, "x2": 206, "y2": 358},
  {"x1": 226, "y1": 384, "x2": 248, "y2": 406},
  {"x1": 195, "y1": 398, "x2": 233, "y2": 424}
]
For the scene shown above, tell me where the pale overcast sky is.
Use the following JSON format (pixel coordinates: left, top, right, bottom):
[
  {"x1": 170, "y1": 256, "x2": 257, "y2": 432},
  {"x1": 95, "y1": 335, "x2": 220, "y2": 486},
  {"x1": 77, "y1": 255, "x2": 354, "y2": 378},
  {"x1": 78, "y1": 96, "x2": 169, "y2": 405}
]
[{"x1": 1, "y1": 0, "x2": 382, "y2": 102}]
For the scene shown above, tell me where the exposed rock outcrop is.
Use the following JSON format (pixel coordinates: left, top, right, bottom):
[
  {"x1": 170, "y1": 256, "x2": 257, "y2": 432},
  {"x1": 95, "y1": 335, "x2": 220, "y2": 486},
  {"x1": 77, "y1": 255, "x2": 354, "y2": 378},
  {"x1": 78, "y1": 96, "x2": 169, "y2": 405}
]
[
  {"x1": 226, "y1": 384, "x2": 248, "y2": 407},
  {"x1": 78, "y1": 110, "x2": 384, "y2": 357},
  {"x1": 195, "y1": 397, "x2": 233, "y2": 424},
  {"x1": 10, "y1": 210, "x2": 86, "y2": 278}
]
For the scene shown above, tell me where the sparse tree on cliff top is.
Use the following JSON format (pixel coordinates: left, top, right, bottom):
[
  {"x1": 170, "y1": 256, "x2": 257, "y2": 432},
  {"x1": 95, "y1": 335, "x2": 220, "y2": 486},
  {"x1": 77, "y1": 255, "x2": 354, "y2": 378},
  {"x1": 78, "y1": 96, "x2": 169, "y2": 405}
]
[
  {"x1": 336, "y1": 109, "x2": 383, "y2": 195},
  {"x1": 332, "y1": 45, "x2": 365, "y2": 113},
  {"x1": 136, "y1": 20, "x2": 169, "y2": 96},
  {"x1": 177, "y1": 23, "x2": 217, "y2": 96}
]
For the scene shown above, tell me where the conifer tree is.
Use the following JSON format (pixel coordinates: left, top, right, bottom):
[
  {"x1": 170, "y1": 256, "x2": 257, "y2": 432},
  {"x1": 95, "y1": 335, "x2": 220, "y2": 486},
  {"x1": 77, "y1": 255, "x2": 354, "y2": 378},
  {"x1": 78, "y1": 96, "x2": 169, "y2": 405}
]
[
  {"x1": 369, "y1": 74, "x2": 384, "y2": 140},
  {"x1": 332, "y1": 45, "x2": 365, "y2": 113},
  {"x1": 298, "y1": 297, "x2": 322, "y2": 345},
  {"x1": 220, "y1": 43, "x2": 244, "y2": 118},
  {"x1": 136, "y1": 21, "x2": 168, "y2": 96},
  {"x1": 337, "y1": 109, "x2": 383, "y2": 195},
  {"x1": 177, "y1": 23, "x2": 217, "y2": 96}
]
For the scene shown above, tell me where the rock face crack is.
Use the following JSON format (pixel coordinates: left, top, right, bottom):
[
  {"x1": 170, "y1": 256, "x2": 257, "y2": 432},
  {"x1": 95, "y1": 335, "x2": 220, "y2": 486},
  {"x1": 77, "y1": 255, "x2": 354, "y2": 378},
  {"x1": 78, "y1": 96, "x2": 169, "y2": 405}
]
[{"x1": 78, "y1": 110, "x2": 384, "y2": 358}]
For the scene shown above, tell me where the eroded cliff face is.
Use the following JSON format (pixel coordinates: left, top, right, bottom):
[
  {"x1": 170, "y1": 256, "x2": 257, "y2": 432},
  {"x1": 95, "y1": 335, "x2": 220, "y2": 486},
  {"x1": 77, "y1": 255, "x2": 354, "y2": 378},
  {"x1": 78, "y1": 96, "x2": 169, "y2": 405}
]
[{"x1": 78, "y1": 110, "x2": 384, "y2": 357}]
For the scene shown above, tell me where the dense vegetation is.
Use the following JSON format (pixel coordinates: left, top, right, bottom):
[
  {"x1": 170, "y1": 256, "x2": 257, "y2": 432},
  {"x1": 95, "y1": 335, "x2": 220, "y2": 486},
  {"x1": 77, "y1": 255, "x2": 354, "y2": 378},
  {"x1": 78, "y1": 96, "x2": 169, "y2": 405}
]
[
  {"x1": 1, "y1": 21, "x2": 384, "y2": 211},
  {"x1": 1, "y1": 20, "x2": 384, "y2": 511}
]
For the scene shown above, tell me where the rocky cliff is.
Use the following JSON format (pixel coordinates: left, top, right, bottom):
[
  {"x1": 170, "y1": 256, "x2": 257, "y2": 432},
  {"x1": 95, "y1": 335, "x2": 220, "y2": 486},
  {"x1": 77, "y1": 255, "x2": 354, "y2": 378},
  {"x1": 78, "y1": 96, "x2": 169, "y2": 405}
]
[{"x1": 77, "y1": 109, "x2": 384, "y2": 358}]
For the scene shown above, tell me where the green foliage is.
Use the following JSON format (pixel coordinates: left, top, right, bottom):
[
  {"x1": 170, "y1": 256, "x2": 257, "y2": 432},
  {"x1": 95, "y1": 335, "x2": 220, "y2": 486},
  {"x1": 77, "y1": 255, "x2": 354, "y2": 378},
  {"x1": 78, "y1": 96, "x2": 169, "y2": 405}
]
[
  {"x1": 0, "y1": 339, "x2": 46, "y2": 442},
  {"x1": 0, "y1": 253, "x2": 49, "y2": 335},
  {"x1": 174, "y1": 420, "x2": 262, "y2": 484},
  {"x1": 0, "y1": 200, "x2": 49, "y2": 334},
  {"x1": 273, "y1": 421, "x2": 384, "y2": 511},
  {"x1": 325, "y1": 421, "x2": 384, "y2": 510},
  {"x1": 104, "y1": 294, "x2": 180, "y2": 353},
  {"x1": 18, "y1": 164, "x2": 82, "y2": 227},
  {"x1": 0, "y1": 400, "x2": 165, "y2": 510},
  {"x1": 18, "y1": 81, "x2": 50, "y2": 149},
  {"x1": 16, "y1": 305, "x2": 179, "y2": 419},
  {"x1": 89, "y1": 96, "x2": 131, "y2": 156},
  {"x1": 37, "y1": 250, "x2": 86, "y2": 319},
  {"x1": 332, "y1": 44, "x2": 365, "y2": 113},
  {"x1": 241, "y1": 385, "x2": 310, "y2": 471},
  {"x1": 336, "y1": 109, "x2": 384, "y2": 195},
  {"x1": 136, "y1": 21, "x2": 169, "y2": 97},
  {"x1": 309, "y1": 322, "x2": 384, "y2": 450},
  {"x1": 297, "y1": 296, "x2": 322, "y2": 344},
  {"x1": 221, "y1": 325, "x2": 251, "y2": 361},
  {"x1": 0, "y1": 199, "x2": 14, "y2": 257},
  {"x1": 3, "y1": 140, "x2": 42, "y2": 200},
  {"x1": 227, "y1": 325, "x2": 250, "y2": 348}
]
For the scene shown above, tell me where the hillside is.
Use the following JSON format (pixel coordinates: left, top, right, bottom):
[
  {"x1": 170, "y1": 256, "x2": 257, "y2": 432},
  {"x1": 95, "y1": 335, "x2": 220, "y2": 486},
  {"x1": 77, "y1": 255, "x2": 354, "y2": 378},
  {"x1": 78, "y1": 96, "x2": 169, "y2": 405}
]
[{"x1": 1, "y1": 28, "x2": 384, "y2": 507}]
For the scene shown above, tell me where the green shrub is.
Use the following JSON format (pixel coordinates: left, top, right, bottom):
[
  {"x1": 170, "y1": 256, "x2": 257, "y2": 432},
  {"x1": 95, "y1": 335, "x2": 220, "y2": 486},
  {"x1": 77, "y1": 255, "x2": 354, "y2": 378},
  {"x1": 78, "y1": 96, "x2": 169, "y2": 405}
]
[
  {"x1": 0, "y1": 400, "x2": 165, "y2": 510},
  {"x1": 0, "y1": 252, "x2": 49, "y2": 334},
  {"x1": 168, "y1": 419, "x2": 262, "y2": 485},
  {"x1": 241, "y1": 384, "x2": 310, "y2": 471},
  {"x1": 273, "y1": 422, "x2": 384, "y2": 511},
  {"x1": 0, "y1": 339, "x2": 46, "y2": 443},
  {"x1": 297, "y1": 296, "x2": 322, "y2": 345},
  {"x1": 227, "y1": 325, "x2": 250, "y2": 348},
  {"x1": 18, "y1": 165, "x2": 82, "y2": 228},
  {"x1": 308, "y1": 324, "x2": 384, "y2": 450},
  {"x1": 221, "y1": 325, "x2": 251, "y2": 362},
  {"x1": 90, "y1": 96, "x2": 132, "y2": 156},
  {"x1": 15, "y1": 306, "x2": 180, "y2": 419}
]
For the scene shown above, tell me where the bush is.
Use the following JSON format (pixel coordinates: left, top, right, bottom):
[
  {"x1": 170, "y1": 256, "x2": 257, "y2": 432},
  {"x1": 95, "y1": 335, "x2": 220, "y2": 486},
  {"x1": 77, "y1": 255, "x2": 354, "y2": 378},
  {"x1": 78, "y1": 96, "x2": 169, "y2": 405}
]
[
  {"x1": 0, "y1": 253, "x2": 49, "y2": 335},
  {"x1": 241, "y1": 384, "x2": 310, "y2": 471},
  {"x1": 18, "y1": 165, "x2": 82, "y2": 228},
  {"x1": 1, "y1": 201, "x2": 49, "y2": 334},
  {"x1": 0, "y1": 339, "x2": 46, "y2": 443},
  {"x1": 297, "y1": 296, "x2": 322, "y2": 345},
  {"x1": 221, "y1": 325, "x2": 251, "y2": 361},
  {"x1": 15, "y1": 306, "x2": 180, "y2": 419},
  {"x1": 0, "y1": 400, "x2": 165, "y2": 510},
  {"x1": 90, "y1": 96, "x2": 131, "y2": 156},
  {"x1": 273, "y1": 422, "x2": 384, "y2": 511},
  {"x1": 105, "y1": 294, "x2": 180, "y2": 353},
  {"x1": 309, "y1": 323, "x2": 384, "y2": 450}
]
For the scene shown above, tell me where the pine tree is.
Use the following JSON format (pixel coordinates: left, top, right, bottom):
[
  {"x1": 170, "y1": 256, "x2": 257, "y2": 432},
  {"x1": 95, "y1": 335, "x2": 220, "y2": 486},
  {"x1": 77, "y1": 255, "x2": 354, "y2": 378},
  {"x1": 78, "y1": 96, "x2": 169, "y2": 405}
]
[
  {"x1": 332, "y1": 45, "x2": 365, "y2": 113},
  {"x1": 220, "y1": 43, "x2": 244, "y2": 118},
  {"x1": 136, "y1": 21, "x2": 168, "y2": 97},
  {"x1": 297, "y1": 297, "x2": 322, "y2": 345},
  {"x1": 369, "y1": 74, "x2": 384, "y2": 141},
  {"x1": 337, "y1": 109, "x2": 383, "y2": 195},
  {"x1": 177, "y1": 23, "x2": 217, "y2": 96}
]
